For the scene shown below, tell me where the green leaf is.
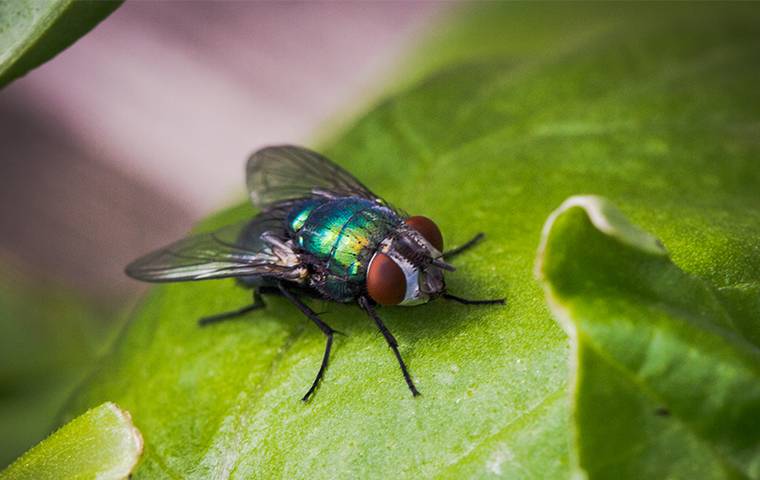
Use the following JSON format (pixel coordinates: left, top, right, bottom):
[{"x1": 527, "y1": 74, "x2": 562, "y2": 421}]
[
  {"x1": 0, "y1": 0, "x2": 122, "y2": 89},
  {"x1": 536, "y1": 196, "x2": 760, "y2": 479},
  {"x1": 1, "y1": 402, "x2": 142, "y2": 480},
  {"x1": 62, "y1": 3, "x2": 760, "y2": 478},
  {"x1": 0, "y1": 273, "x2": 115, "y2": 469},
  {"x1": 63, "y1": 203, "x2": 569, "y2": 479}
]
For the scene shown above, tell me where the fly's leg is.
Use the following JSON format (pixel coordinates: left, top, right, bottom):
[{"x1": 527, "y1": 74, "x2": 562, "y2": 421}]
[
  {"x1": 443, "y1": 232, "x2": 484, "y2": 259},
  {"x1": 442, "y1": 293, "x2": 505, "y2": 305},
  {"x1": 359, "y1": 296, "x2": 420, "y2": 397},
  {"x1": 441, "y1": 234, "x2": 505, "y2": 304},
  {"x1": 198, "y1": 290, "x2": 266, "y2": 326},
  {"x1": 277, "y1": 281, "x2": 337, "y2": 402}
]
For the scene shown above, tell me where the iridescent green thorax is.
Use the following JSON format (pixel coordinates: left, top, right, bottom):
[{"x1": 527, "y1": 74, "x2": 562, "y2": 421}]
[
  {"x1": 288, "y1": 200, "x2": 319, "y2": 232},
  {"x1": 287, "y1": 197, "x2": 400, "y2": 301}
]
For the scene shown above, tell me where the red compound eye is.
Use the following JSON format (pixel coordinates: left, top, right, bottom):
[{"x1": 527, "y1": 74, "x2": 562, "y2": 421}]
[
  {"x1": 404, "y1": 215, "x2": 444, "y2": 251},
  {"x1": 366, "y1": 253, "x2": 406, "y2": 305}
]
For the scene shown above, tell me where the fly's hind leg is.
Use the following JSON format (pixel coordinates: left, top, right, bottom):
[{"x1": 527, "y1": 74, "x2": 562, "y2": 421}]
[
  {"x1": 198, "y1": 289, "x2": 267, "y2": 327},
  {"x1": 443, "y1": 233, "x2": 484, "y2": 259}
]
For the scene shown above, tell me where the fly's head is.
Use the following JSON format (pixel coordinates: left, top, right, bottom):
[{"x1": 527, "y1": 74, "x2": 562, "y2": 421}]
[{"x1": 366, "y1": 216, "x2": 453, "y2": 306}]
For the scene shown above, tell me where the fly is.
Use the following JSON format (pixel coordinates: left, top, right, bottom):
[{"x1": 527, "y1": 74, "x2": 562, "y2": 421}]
[{"x1": 126, "y1": 145, "x2": 504, "y2": 401}]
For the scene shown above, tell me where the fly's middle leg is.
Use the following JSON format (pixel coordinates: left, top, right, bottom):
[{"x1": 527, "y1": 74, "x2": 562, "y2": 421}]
[{"x1": 277, "y1": 281, "x2": 338, "y2": 402}]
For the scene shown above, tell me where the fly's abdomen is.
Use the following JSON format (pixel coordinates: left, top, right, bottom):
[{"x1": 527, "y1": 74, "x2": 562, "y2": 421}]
[{"x1": 288, "y1": 197, "x2": 399, "y2": 300}]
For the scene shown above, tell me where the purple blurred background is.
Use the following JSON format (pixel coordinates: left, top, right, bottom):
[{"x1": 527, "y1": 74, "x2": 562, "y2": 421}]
[{"x1": 0, "y1": 1, "x2": 444, "y2": 300}]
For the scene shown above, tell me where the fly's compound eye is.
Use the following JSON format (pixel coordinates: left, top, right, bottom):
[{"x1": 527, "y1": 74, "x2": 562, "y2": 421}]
[
  {"x1": 366, "y1": 253, "x2": 406, "y2": 305},
  {"x1": 404, "y1": 215, "x2": 444, "y2": 251}
]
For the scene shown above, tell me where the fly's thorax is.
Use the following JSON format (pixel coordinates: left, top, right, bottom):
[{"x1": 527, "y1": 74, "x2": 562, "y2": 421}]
[
  {"x1": 288, "y1": 197, "x2": 401, "y2": 302},
  {"x1": 367, "y1": 226, "x2": 446, "y2": 306},
  {"x1": 290, "y1": 198, "x2": 396, "y2": 262}
]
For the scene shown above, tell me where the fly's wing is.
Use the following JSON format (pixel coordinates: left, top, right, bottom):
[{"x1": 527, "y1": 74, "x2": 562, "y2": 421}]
[
  {"x1": 125, "y1": 211, "x2": 303, "y2": 283},
  {"x1": 247, "y1": 145, "x2": 402, "y2": 213}
]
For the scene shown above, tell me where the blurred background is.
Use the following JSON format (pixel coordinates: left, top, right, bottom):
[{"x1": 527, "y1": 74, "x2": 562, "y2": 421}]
[{"x1": 0, "y1": 1, "x2": 447, "y2": 466}]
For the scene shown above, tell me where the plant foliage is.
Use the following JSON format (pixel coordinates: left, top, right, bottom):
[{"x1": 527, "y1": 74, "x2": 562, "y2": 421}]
[{"x1": 11, "y1": 3, "x2": 760, "y2": 478}]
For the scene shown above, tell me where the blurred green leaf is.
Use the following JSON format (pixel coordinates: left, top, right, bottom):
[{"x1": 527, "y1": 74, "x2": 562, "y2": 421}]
[
  {"x1": 0, "y1": 272, "x2": 115, "y2": 469},
  {"x1": 63, "y1": 3, "x2": 760, "y2": 478},
  {"x1": 0, "y1": 0, "x2": 122, "y2": 89},
  {"x1": 536, "y1": 196, "x2": 760, "y2": 479},
  {"x1": 0, "y1": 402, "x2": 142, "y2": 480}
]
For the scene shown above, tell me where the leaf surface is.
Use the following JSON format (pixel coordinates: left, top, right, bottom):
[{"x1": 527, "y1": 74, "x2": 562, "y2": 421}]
[
  {"x1": 63, "y1": 3, "x2": 760, "y2": 478},
  {"x1": 0, "y1": 402, "x2": 142, "y2": 480},
  {"x1": 536, "y1": 196, "x2": 760, "y2": 479}
]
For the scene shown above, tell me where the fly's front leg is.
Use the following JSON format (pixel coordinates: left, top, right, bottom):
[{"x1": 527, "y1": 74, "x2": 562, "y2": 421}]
[
  {"x1": 443, "y1": 233, "x2": 484, "y2": 259},
  {"x1": 359, "y1": 296, "x2": 420, "y2": 397},
  {"x1": 442, "y1": 293, "x2": 505, "y2": 305},
  {"x1": 198, "y1": 289, "x2": 266, "y2": 326},
  {"x1": 277, "y1": 281, "x2": 338, "y2": 402}
]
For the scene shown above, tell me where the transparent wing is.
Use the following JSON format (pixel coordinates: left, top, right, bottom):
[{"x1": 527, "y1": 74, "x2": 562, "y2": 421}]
[
  {"x1": 246, "y1": 145, "x2": 388, "y2": 209},
  {"x1": 125, "y1": 211, "x2": 303, "y2": 283}
]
